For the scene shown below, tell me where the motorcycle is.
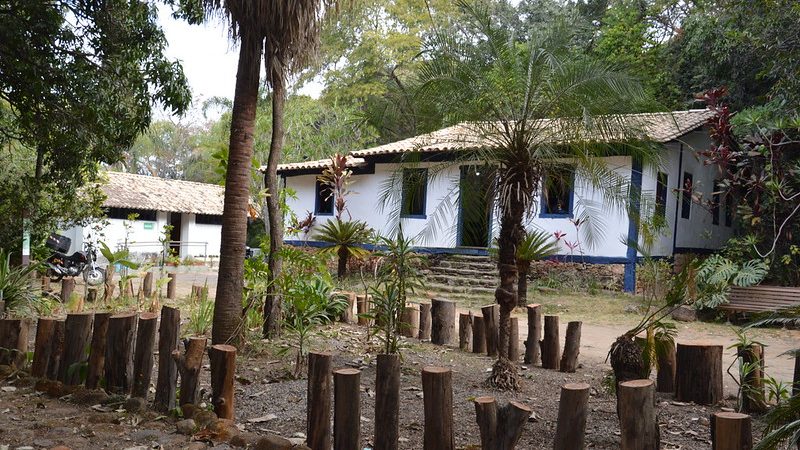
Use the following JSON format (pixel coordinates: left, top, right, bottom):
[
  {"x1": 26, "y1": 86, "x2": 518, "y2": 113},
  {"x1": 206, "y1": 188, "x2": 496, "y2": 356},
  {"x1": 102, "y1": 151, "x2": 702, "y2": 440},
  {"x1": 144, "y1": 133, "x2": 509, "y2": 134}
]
[{"x1": 45, "y1": 233, "x2": 105, "y2": 286}]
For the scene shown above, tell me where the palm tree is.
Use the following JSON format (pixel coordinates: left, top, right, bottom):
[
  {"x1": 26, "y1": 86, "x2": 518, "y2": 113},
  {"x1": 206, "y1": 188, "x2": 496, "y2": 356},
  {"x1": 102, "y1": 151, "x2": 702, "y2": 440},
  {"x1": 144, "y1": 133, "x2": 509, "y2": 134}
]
[
  {"x1": 415, "y1": 2, "x2": 659, "y2": 389},
  {"x1": 201, "y1": 1, "x2": 330, "y2": 345},
  {"x1": 315, "y1": 219, "x2": 372, "y2": 279},
  {"x1": 515, "y1": 229, "x2": 560, "y2": 306}
]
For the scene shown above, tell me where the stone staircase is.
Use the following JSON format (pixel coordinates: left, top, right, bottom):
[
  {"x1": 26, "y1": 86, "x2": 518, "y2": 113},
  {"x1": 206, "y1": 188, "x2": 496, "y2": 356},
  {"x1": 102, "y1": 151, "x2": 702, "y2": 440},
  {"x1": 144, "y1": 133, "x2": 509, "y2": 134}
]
[{"x1": 423, "y1": 254, "x2": 498, "y2": 296}]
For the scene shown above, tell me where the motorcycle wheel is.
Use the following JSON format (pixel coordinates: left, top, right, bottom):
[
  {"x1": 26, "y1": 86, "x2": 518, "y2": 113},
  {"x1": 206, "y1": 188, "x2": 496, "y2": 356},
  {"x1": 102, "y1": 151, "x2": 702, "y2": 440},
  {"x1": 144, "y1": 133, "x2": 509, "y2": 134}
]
[
  {"x1": 83, "y1": 267, "x2": 106, "y2": 286},
  {"x1": 46, "y1": 267, "x2": 63, "y2": 283}
]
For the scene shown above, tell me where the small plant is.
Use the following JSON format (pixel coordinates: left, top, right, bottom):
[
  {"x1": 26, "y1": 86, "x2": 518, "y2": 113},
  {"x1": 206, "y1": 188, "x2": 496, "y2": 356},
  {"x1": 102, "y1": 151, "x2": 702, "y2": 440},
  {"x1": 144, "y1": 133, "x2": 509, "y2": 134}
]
[
  {"x1": 0, "y1": 248, "x2": 40, "y2": 315},
  {"x1": 366, "y1": 283, "x2": 404, "y2": 354},
  {"x1": 693, "y1": 255, "x2": 768, "y2": 309},
  {"x1": 512, "y1": 229, "x2": 560, "y2": 305},
  {"x1": 186, "y1": 289, "x2": 214, "y2": 336},
  {"x1": 98, "y1": 242, "x2": 139, "y2": 303},
  {"x1": 315, "y1": 219, "x2": 372, "y2": 279}
]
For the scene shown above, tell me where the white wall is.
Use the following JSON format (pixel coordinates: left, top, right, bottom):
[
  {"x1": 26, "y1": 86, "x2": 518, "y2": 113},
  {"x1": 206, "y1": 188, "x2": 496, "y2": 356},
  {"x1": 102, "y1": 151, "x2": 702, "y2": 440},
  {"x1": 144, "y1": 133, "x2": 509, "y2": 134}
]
[{"x1": 184, "y1": 212, "x2": 222, "y2": 258}]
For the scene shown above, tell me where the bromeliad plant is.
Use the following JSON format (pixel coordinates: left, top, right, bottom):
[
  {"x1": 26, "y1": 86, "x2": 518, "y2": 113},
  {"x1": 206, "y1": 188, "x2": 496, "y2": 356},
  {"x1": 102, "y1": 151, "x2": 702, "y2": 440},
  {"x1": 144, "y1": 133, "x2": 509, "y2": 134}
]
[
  {"x1": 315, "y1": 219, "x2": 372, "y2": 279},
  {"x1": 98, "y1": 241, "x2": 138, "y2": 303},
  {"x1": 513, "y1": 229, "x2": 560, "y2": 306},
  {"x1": 0, "y1": 248, "x2": 40, "y2": 315}
]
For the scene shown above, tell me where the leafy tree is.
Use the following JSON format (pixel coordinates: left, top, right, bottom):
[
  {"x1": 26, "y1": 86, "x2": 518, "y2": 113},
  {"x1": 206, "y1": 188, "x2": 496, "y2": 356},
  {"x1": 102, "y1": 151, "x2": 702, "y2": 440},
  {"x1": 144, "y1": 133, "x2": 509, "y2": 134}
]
[
  {"x1": 413, "y1": 1, "x2": 658, "y2": 389},
  {"x1": 114, "y1": 120, "x2": 204, "y2": 179}
]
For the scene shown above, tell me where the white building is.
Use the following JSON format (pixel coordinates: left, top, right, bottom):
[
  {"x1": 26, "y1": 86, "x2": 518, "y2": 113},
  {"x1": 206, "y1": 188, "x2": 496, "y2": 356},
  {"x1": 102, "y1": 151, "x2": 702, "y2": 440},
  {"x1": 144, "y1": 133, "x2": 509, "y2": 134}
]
[
  {"x1": 63, "y1": 172, "x2": 224, "y2": 261},
  {"x1": 274, "y1": 110, "x2": 734, "y2": 292}
]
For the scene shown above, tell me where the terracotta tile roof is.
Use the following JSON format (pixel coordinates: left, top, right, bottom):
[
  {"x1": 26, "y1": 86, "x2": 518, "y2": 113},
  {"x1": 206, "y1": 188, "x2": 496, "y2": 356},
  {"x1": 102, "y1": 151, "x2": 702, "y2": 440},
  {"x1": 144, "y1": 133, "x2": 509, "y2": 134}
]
[
  {"x1": 275, "y1": 156, "x2": 367, "y2": 173},
  {"x1": 101, "y1": 171, "x2": 224, "y2": 215}
]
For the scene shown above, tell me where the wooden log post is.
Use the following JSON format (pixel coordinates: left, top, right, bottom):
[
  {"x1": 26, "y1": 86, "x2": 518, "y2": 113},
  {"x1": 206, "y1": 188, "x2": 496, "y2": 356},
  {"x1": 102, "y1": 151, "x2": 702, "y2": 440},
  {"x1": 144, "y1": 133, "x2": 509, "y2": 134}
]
[
  {"x1": 418, "y1": 303, "x2": 432, "y2": 340},
  {"x1": 356, "y1": 294, "x2": 371, "y2": 326},
  {"x1": 173, "y1": 336, "x2": 207, "y2": 406},
  {"x1": 143, "y1": 271, "x2": 154, "y2": 298},
  {"x1": 554, "y1": 383, "x2": 590, "y2": 450},
  {"x1": 738, "y1": 344, "x2": 767, "y2": 414},
  {"x1": 794, "y1": 352, "x2": 800, "y2": 398},
  {"x1": 431, "y1": 298, "x2": 456, "y2": 346},
  {"x1": 307, "y1": 352, "x2": 332, "y2": 450},
  {"x1": 559, "y1": 321, "x2": 582, "y2": 373},
  {"x1": 400, "y1": 305, "x2": 420, "y2": 338},
  {"x1": 0, "y1": 299, "x2": 4, "y2": 316},
  {"x1": 541, "y1": 315, "x2": 560, "y2": 370},
  {"x1": 481, "y1": 304, "x2": 499, "y2": 357},
  {"x1": 474, "y1": 396, "x2": 531, "y2": 450},
  {"x1": 374, "y1": 354, "x2": 400, "y2": 450},
  {"x1": 711, "y1": 412, "x2": 753, "y2": 450},
  {"x1": 675, "y1": 342, "x2": 723, "y2": 405},
  {"x1": 472, "y1": 315, "x2": 486, "y2": 354},
  {"x1": 60, "y1": 312, "x2": 94, "y2": 385},
  {"x1": 656, "y1": 337, "x2": 676, "y2": 393},
  {"x1": 339, "y1": 292, "x2": 356, "y2": 324},
  {"x1": 154, "y1": 306, "x2": 180, "y2": 411},
  {"x1": 167, "y1": 273, "x2": 177, "y2": 300},
  {"x1": 41, "y1": 275, "x2": 51, "y2": 294},
  {"x1": 85, "y1": 312, "x2": 110, "y2": 389},
  {"x1": 0, "y1": 319, "x2": 31, "y2": 368},
  {"x1": 422, "y1": 366, "x2": 454, "y2": 450},
  {"x1": 618, "y1": 379, "x2": 659, "y2": 450},
  {"x1": 459, "y1": 312, "x2": 473, "y2": 351},
  {"x1": 334, "y1": 368, "x2": 361, "y2": 450},
  {"x1": 60, "y1": 278, "x2": 75, "y2": 302},
  {"x1": 104, "y1": 313, "x2": 137, "y2": 394},
  {"x1": 85, "y1": 288, "x2": 97, "y2": 303},
  {"x1": 32, "y1": 318, "x2": 61, "y2": 378},
  {"x1": 132, "y1": 312, "x2": 158, "y2": 398},
  {"x1": 209, "y1": 344, "x2": 236, "y2": 419},
  {"x1": 46, "y1": 320, "x2": 65, "y2": 380},
  {"x1": 508, "y1": 317, "x2": 520, "y2": 362}
]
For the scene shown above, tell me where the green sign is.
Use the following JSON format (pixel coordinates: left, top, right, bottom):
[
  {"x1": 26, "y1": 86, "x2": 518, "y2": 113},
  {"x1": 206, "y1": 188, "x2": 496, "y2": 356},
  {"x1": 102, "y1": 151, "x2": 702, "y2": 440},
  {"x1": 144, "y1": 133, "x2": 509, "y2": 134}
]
[{"x1": 143, "y1": 222, "x2": 155, "y2": 230}]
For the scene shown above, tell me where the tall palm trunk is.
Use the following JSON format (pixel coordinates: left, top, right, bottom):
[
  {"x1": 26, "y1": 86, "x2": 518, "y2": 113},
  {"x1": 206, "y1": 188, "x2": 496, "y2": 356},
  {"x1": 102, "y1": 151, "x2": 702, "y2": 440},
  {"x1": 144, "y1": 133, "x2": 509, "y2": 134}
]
[
  {"x1": 213, "y1": 33, "x2": 262, "y2": 346},
  {"x1": 517, "y1": 259, "x2": 530, "y2": 306},
  {"x1": 496, "y1": 200, "x2": 525, "y2": 360},
  {"x1": 263, "y1": 59, "x2": 286, "y2": 338}
]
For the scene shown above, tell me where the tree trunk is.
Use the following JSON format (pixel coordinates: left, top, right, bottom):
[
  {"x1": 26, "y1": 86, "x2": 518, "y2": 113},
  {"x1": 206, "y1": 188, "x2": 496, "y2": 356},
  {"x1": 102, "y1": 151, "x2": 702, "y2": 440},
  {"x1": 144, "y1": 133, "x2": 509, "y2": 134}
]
[
  {"x1": 418, "y1": 303, "x2": 432, "y2": 340},
  {"x1": 711, "y1": 412, "x2": 752, "y2": 450},
  {"x1": 431, "y1": 298, "x2": 455, "y2": 345},
  {"x1": 422, "y1": 366, "x2": 454, "y2": 450},
  {"x1": 656, "y1": 337, "x2": 676, "y2": 393},
  {"x1": 263, "y1": 57, "x2": 287, "y2": 339},
  {"x1": 336, "y1": 246, "x2": 348, "y2": 279},
  {"x1": 46, "y1": 320, "x2": 65, "y2": 380},
  {"x1": 524, "y1": 304, "x2": 542, "y2": 365},
  {"x1": 459, "y1": 312, "x2": 473, "y2": 351},
  {"x1": 306, "y1": 352, "x2": 332, "y2": 450},
  {"x1": 516, "y1": 260, "x2": 529, "y2": 307},
  {"x1": 167, "y1": 273, "x2": 177, "y2": 300},
  {"x1": 495, "y1": 199, "x2": 525, "y2": 362},
  {"x1": 173, "y1": 336, "x2": 207, "y2": 406},
  {"x1": 472, "y1": 315, "x2": 486, "y2": 354},
  {"x1": 209, "y1": 344, "x2": 237, "y2": 419},
  {"x1": 618, "y1": 379, "x2": 659, "y2": 450},
  {"x1": 541, "y1": 315, "x2": 560, "y2": 370},
  {"x1": 375, "y1": 354, "x2": 400, "y2": 450},
  {"x1": 85, "y1": 312, "x2": 110, "y2": 389},
  {"x1": 560, "y1": 321, "x2": 582, "y2": 373},
  {"x1": 554, "y1": 383, "x2": 590, "y2": 450},
  {"x1": 508, "y1": 317, "x2": 519, "y2": 362},
  {"x1": 105, "y1": 313, "x2": 137, "y2": 394},
  {"x1": 675, "y1": 342, "x2": 723, "y2": 405},
  {"x1": 60, "y1": 312, "x2": 94, "y2": 385},
  {"x1": 132, "y1": 312, "x2": 158, "y2": 398},
  {"x1": 214, "y1": 32, "x2": 263, "y2": 346},
  {"x1": 334, "y1": 368, "x2": 361, "y2": 450},
  {"x1": 143, "y1": 271, "x2": 153, "y2": 298},
  {"x1": 0, "y1": 319, "x2": 31, "y2": 368},
  {"x1": 32, "y1": 318, "x2": 61, "y2": 378},
  {"x1": 339, "y1": 292, "x2": 355, "y2": 324},
  {"x1": 400, "y1": 305, "x2": 419, "y2": 338},
  {"x1": 61, "y1": 278, "x2": 75, "y2": 302},
  {"x1": 474, "y1": 396, "x2": 531, "y2": 450},
  {"x1": 155, "y1": 306, "x2": 181, "y2": 411},
  {"x1": 482, "y1": 304, "x2": 499, "y2": 357}
]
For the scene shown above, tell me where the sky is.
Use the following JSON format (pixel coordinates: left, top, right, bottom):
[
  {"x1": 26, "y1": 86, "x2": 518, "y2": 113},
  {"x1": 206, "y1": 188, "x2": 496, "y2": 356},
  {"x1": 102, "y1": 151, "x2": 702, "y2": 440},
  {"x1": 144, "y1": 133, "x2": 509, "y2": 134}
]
[{"x1": 156, "y1": 6, "x2": 322, "y2": 122}]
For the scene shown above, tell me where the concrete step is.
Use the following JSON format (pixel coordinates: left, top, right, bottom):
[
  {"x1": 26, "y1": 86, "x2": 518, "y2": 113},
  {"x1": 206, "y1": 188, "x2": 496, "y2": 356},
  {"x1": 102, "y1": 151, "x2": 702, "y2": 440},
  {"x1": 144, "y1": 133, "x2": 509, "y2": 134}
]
[
  {"x1": 435, "y1": 260, "x2": 497, "y2": 271},
  {"x1": 423, "y1": 282, "x2": 496, "y2": 296},
  {"x1": 424, "y1": 266, "x2": 498, "y2": 280},
  {"x1": 425, "y1": 273, "x2": 498, "y2": 288}
]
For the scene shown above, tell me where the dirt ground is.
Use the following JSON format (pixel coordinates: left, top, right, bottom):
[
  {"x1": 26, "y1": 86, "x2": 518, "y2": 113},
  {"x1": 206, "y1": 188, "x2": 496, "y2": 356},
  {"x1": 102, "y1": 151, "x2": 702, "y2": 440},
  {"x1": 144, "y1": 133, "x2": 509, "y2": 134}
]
[{"x1": 4, "y1": 273, "x2": 796, "y2": 449}]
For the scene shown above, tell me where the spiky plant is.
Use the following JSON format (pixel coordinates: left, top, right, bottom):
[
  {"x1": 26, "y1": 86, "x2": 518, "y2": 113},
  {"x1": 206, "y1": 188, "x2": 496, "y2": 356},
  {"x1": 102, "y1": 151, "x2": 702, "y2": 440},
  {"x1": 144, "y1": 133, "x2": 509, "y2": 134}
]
[
  {"x1": 315, "y1": 219, "x2": 371, "y2": 279},
  {"x1": 515, "y1": 229, "x2": 560, "y2": 306},
  {"x1": 0, "y1": 248, "x2": 40, "y2": 314}
]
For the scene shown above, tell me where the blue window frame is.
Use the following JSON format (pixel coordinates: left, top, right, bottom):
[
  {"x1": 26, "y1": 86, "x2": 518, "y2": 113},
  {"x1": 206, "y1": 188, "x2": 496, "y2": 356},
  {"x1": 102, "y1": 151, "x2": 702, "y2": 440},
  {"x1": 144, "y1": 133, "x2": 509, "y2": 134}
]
[
  {"x1": 314, "y1": 180, "x2": 334, "y2": 216},
  {"x1": 540, "y1": 166, "x2": 575, "y2": 218},
  {"x1": 401, "y1": 168, "x2": 428, "y2": 218}
]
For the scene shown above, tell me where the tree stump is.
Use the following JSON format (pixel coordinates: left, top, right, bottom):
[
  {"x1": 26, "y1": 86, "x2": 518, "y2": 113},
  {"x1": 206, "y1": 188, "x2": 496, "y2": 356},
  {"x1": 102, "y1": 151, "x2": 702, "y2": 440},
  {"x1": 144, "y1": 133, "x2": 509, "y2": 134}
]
[
  {"x1": 41, "y1": 276, "x2": 51, "y2": 294},
  {"x1": 85, "y1": 312, "x2": 110, "y2": 389},
  {"x1": 356, "y1": 294, "x2": 371, "y2": 326},
  {"x1": 154, "y1": 306, "x2": 180, "y2": 411},
  {"x1": 173, "y1": 336, "x2": 207, "y2": 406},
  {"x1": 525, "y1": 303, "x2": 542, "y2": 364},
  {"x1": 143, "y1": 271, "x2": 154, "y2": 298},
  {"x1": 60, "y1": 312, "x2": 94, "y2": 385},
  {"x1": 472, "y1": 315, "x2": 486, "y2": 354},
  {"x1": 481, "y1": 304, "x2": 499, "y2": 357},
  {"x1": 0, "y1": 318, "x2": 31, "y2": 368},
  {"x1": 559, "y1": 321, "x2": 582, "y2": 372},
  {"x1": 675, "y1": 342, "x2": 723, "y2": 405},
  {"x1": 104, "y1": 313, "x2": 137, "y2": 394},
  {"x1": 209, "y1": 344, "x2": 236, "y2": 420},
  {"x1": 618, "y1": 379, "x2": 659, "y2": 450},
  {"x1": 422, "y1": 366, "x2": 454, "y2": 450},
  {"x1": 711, "y1": 412, "x2": 752, "y2": 450},
  {"x1": 132, "y1": 312, "x2": 158, "y2": 398},
  {"x1": 508, "y1": 317, "x2": 519, "y2": 362},
  {"x1": 738, "y1": 344, "x2": 767, "y2": 413},
  {"x1": 474, "y1": 396, "x2": 531, "y2": 450},
  {"x1": 794, "y1": 351, "x2": 800, "y2": 397},
  {"x1": 459, "y1": 312, "x2": 473, "y2": 351},
  {"x1": 554, "y1": 383, "x2": 590, "y2": 450},
  {"x1": 306, "y1": 352, "x2": 332, "y2": 450},
  {"x1": 85, "y1": 288, "x2": 97, "y2": 303},
  {"x1": 656, "y1": 337, "x2": 676, "y2": 393},
  {"x1": 418, "y1": 303, "x2": 432, "y2": 340},
  {"x1": 431, "y1": 298, "x2": 455, "y2": 346},
  {"x1": 46, "y1": 320, "x2": 65, "y2": 380},
  {"x1": 400, "y1": 305, "x2": 419, "y2": 338},
  {"x1": 541, "y1": 315, "x2": 560, "y2": 370},
  {"x1": 60, "y1": 278, "x2": 75, "y2": 302},
  {"x1": 334, "y1": 368, "x2": 361, "y2": 450},
  {"x1": 339, "y1": 292, "x2": 356, "y2": 324},
  {"x1": 167, "y1": 273, "x2": 177, "y2": 300},
  {"x1": 375, "y1": 354, "x2": 400, "y2": 450},
  {"x1": 32, "y1": 318, "x2": 62, "y2": 378}
]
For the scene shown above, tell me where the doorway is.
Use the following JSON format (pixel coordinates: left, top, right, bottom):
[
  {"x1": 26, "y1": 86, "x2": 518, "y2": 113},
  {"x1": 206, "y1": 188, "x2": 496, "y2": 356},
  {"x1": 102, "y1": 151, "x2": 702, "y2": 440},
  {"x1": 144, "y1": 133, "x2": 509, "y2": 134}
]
[
  {"x1": 458, "y1": 165, "x2": 493, "y2": 247},
  {"x1": 169, "y1": 212, "x2": 182, "y2": 257}
]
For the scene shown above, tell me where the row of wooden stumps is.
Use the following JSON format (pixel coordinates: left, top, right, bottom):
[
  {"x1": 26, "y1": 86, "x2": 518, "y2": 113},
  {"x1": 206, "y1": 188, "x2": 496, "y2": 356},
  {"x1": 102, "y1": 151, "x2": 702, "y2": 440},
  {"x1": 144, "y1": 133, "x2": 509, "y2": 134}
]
[
  {"x1": 43, "y1": 271, "x2": 180, "y2": 302},
  {"x1": 0, "y1": 306, "x2": 236, "y2": 420},
  {"x1": 304, "y1": 351, "x2": 531, "y2": 450}
]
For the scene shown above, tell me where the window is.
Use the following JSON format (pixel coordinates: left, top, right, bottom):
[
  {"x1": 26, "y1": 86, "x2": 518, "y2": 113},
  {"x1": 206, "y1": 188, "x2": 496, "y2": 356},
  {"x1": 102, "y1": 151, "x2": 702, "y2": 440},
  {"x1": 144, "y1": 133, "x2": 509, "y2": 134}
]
[
  {"x1": 314, "y1": 180, "x2": 334, "y2": 215},
  {"x1": 712, "y1": 179, "x2": 721, "y2": 225},
  {"x1": 196, "y1": 214, "x2": 223, "y2": 225},
  {"x1": 680, "y1": 172, "x2": 692, "y2": 219},
  {"x1": 655, "y1": 172, "x2": 668, "y2": 220},
  {"x1": 541, "y1": 166, "x2": 574, "y2": 217},
  {"x1": 105, "y1": 207, "x2": 157, "y2": 221},
  {"x1": 401, "y1": 168, "x2": 428, "y2": 218},
  {"x1": 725, "y1": 196, "x2": 733, "y2": 227}
]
